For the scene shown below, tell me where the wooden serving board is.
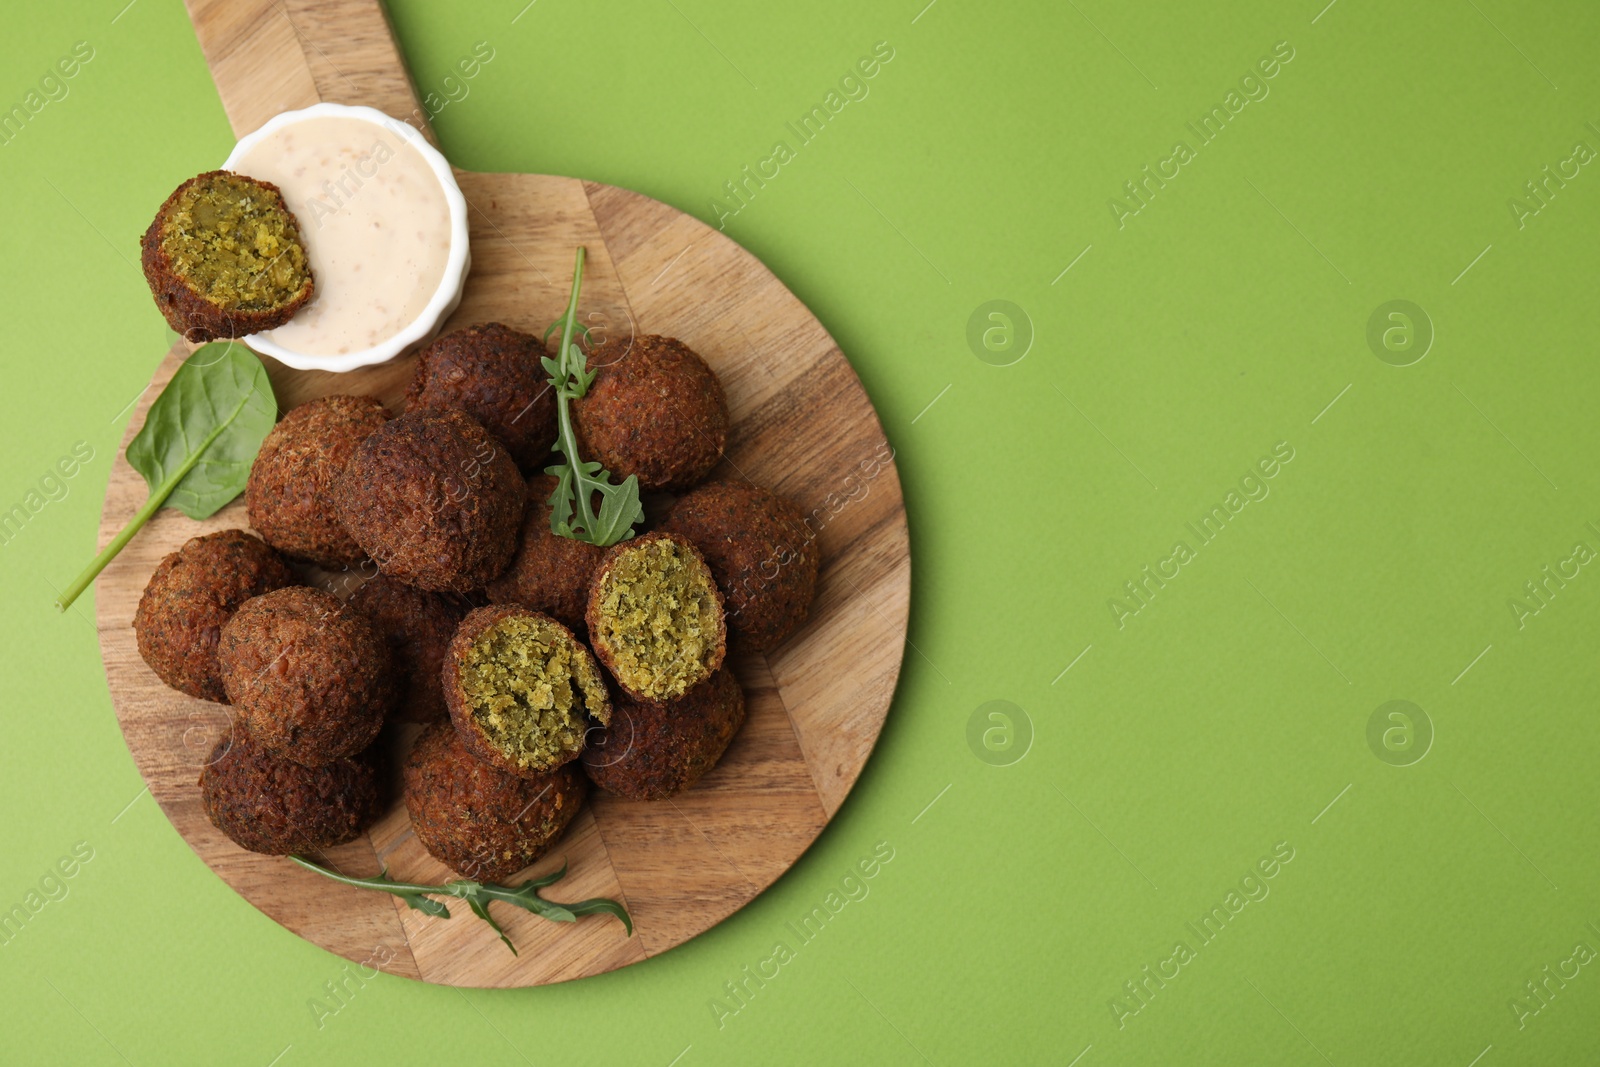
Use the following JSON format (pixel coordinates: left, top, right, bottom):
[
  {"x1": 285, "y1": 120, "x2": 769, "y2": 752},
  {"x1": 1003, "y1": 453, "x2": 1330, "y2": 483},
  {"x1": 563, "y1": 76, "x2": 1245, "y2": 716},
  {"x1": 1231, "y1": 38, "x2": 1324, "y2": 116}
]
[{"x1": 92, "y1": 0, "x2": 909, "y2": 987}]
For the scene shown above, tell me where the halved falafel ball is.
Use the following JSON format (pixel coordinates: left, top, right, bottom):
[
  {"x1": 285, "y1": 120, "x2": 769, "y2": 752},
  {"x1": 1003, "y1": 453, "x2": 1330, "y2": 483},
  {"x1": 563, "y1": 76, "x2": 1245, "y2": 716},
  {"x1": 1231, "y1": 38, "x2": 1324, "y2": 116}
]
[
  {"x1": 572, "y1": 335, "x2": 728, "y2": 492},
  {"x1": 444, "y1": 604, "x2": 610, "y2": 777},
  {"x1": 485, "y1": 474, "x2": 605, "y2": 631},
  {"x1": 218, "y1": 587, "x2": 393, "y2": 766},
  {"x1": 348, "y1": 574, "x2": 468, "y2": 723},
  {"x1": 199, "y1": 731, "x2": 382, "y2": 855},
  {"x1": 661, "y1": 481, "x2": 820, "y2": 652},
  {"x1": 405, "y1": 323, "x2": 556, "y2": 474},
  {"x1": 133, "y1": 529, "x2": 299, "y2": 702},
  {"x1": 141, "y1": 170, "x2": 313, "y2": 342},
  {"x1": 404, "y1": 721, "x2": 588, "y2": 882},
  {"x1": 246, "y1": 394, "x2": 389, "y2": 566},
  {"x1": 586, "y1": 531, "x2": 726, "y2": 702},
  {"x1": 582, "y1": 668, "x2": 745, "y2": 801},
  {"x1": 332, "y1": 409, "x2": 526, "y2": 592}
]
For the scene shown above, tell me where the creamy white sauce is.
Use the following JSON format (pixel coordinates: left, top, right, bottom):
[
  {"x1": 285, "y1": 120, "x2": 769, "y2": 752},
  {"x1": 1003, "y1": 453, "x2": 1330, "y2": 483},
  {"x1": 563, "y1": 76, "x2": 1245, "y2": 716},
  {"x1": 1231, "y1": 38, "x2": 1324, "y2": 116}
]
[{"x1": 231, "y1": 116, "x2": 452, "y2": 356}]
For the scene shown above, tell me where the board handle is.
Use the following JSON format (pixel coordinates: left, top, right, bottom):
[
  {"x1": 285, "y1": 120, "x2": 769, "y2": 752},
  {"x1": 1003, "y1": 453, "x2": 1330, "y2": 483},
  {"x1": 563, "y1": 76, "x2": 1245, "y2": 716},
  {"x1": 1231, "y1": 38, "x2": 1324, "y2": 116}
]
[{"x1": 183, "y1": 0, "x2": 436, "y2": 144}]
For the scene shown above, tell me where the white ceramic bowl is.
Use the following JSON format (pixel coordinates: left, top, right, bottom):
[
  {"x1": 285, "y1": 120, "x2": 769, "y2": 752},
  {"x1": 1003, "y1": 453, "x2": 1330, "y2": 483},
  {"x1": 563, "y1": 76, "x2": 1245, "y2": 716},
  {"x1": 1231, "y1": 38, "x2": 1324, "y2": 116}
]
[{"x1": 221, "y1": 103, "x2": 470, "y2": 373}]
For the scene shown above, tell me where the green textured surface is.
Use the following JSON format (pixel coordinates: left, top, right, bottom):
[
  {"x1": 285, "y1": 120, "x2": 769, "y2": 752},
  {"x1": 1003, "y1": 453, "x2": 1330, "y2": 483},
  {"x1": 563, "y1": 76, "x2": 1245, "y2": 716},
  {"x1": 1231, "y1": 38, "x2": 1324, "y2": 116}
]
[{"x1": 3, "y1": 0, "x2": 1598, "y2": 1063}]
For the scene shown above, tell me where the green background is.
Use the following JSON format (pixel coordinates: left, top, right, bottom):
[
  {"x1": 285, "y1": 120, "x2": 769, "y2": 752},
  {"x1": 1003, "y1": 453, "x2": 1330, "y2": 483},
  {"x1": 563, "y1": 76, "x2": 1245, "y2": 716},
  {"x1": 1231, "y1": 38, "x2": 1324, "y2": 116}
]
[{"x1": 2, "y1": 0, "x2": 1597, "y2": 1063}]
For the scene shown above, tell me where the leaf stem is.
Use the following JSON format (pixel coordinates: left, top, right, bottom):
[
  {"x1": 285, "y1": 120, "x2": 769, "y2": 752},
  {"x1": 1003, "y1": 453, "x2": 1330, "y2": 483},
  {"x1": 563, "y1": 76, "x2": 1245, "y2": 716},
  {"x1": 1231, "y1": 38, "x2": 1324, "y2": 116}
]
[
  {"x1": 54, "y1": 416, "x2": 233, "y2": 612},
  {"x1": 288, "y1": 855, "x2": 449, "y2": 897},
  {"x1": 551, "y1": 248, "x2": 601, "y2": 536}
]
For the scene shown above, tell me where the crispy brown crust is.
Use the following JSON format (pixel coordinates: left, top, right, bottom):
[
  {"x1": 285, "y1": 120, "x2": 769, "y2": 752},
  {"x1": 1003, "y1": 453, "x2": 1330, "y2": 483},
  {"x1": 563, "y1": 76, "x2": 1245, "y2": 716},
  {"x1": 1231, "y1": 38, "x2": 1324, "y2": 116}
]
[
  {"x1": 585, "y1": 531, "x2": 727, "y2": 702},
  {"x1": 217, "y1": 587, "x2": 393, "y2": 766},
  {"x1": 405, "y1": 323, "x2": 556, "y2": 474},
  {"x1": 246, "y1": 395, "x2": 389, "y2": 566},
  {"x1": 347, "y1": 574, "x2": 468, "y2": 723},
  {"x1": 199, "y1": 732, "x2": 382, "y2": 855},
  {"x1": 331, "y1": 409, "x2": 527, "y2": 592},
  {"x1": 582, "y1": 668, "x2": 745, "y2": 800},
  {"x1": 484, "y1": 475, "x2": 605, "y2": 631},
  {"x1": 661, "y1": 481, "x2": 820, "y2": 652},
  {"x1": 403, "y1": 721, "x2": 588, "y2": 881},
  {"x1": 140, "y1": 170, "x2": 313, "y2": 342},
  {"x1": 572, "y1": 335, "x2": 728, "y2": 492},
  {"x1": 133, "y1": 529, "x2": 299, "y2": 702},
  {"x1": 442, "y1": 603, "x2": 610, "y2": 777}
]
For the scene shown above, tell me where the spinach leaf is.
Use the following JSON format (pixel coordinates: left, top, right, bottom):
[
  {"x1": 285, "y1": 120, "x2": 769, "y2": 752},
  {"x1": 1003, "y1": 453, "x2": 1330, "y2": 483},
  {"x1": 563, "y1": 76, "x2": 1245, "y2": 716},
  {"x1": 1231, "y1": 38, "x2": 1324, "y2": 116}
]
[
  {"x1": 55, "y1": 342, "x2": 277, "y2": 611},
  {"x1": 126, "y1": 341, "x2": 277, "y2": 519}
]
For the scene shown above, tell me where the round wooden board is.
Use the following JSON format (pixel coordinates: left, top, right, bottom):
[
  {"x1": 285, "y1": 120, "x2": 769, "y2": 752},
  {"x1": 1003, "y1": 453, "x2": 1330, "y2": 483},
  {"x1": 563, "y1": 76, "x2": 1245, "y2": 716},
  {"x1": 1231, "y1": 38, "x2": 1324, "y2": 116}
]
[{"x1": 92, "y1": 0, "x2": 909, "y2": 988}]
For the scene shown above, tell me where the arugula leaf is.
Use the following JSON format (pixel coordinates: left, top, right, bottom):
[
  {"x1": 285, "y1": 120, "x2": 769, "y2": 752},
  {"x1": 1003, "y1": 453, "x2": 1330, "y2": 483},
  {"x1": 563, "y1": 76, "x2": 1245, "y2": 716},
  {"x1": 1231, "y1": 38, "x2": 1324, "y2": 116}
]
[
  {"x1": 286, "y1": 857, "x2": 450, "y2": 915},
  {"x1": 465, "y1": 897, "x2": 515, "y2": 955},
  {"x1": 289, "y1": 854, "x2": 633, "y2": 955},
  {"x1": 543, "y1": 247, "x2": 643, "y2": 546},
  {"x1": 55, "y1": 342, "x2": 277, "y2": 611},
  {"x1": 563, "y1": 896, "x2": 635, "y2": 935},
  {"x1": 392, "y1": 885, "x2": 452, "y2": 919}
]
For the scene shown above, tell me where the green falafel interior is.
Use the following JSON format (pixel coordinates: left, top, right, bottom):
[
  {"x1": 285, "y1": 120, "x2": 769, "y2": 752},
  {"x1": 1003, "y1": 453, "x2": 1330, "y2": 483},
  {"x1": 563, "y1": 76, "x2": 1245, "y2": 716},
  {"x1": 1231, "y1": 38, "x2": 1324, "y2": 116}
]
[
  {"x1": 162, "y1": 171, "x2": 312, "y2": 311},
  {"x1": 460, "y1": 614, "x2": 608, "y2": 771},
  {"x1": 594, "y1": 537, "x2": 723, "y2": 701}
]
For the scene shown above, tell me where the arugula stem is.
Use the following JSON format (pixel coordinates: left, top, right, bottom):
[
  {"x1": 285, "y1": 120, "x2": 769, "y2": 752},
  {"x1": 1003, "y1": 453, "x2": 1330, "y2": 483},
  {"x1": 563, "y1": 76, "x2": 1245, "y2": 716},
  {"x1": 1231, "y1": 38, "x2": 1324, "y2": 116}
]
[
  {"x1": 551, "y1": 247, "x2": 601, "y2": 535},
  {"x1": 289, "y1": 853, "x2": 632, "y2": 955},
  {"x1": 542, "y1": 248, "x2": 642, "y2": 546},
  {"x1": 54, "y1": 416, "x2": 233, "y2": 612},
  {"x1": 288, "y1": 855, "x2": 452, "y2": 897}
]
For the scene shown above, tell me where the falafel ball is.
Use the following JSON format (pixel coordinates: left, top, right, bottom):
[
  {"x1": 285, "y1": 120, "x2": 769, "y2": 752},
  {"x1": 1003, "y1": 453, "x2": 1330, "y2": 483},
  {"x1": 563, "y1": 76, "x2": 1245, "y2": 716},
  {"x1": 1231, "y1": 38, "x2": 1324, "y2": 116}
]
[
  {"x1": 661, "y1": 481, "x2": 820, "y2": 652},
  {"x1": 218, "y1": 587, "x2": 394, "y2": 766},
  {"x1": 347, "y1": 574, "x2": 468, "y2": 723},
  {"x1": 484, "y1": 475, "x2": 606, "y2": 631},
  {"x1": 582, "y1": 668, "x2": 745, "y2": 801},
  {"x1": 141, "y1": 170, "x2": 313, "y2": 342},
  {"x1": 133, "y1": 529, "x2": 299, "y2": 702},
  {"x1": 586, "y1": 531, "x2": 726, "y2": 703},
  {"x1": 199, "y1": 731, "x2": 382, "y2": 855},
  {"x1": 246, "y1": 394, "x2": 389, "y2": 566},
  {"x1": 332, "y1": 409, "x2": 527, "y2": 592},
  {"x1": 404, "y1": 721, "x2": 588, "y2": 882},
  {"x1": 443, "y1": 604, "x2": 610, "y2": 777},
  {"x1": 572, "y1": 335, "x2": 728, "y2": 492},
  {"x1": 405, "y1": 323, "x2": 556, "y2": 474}
]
